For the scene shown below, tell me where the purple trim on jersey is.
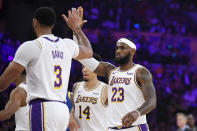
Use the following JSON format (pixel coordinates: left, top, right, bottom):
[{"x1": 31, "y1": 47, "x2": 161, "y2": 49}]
[
  {"x1": 139, "y1": 124, "x2": 148, "y2": 131},
  {"x1": 30, "y1": 102, "x2": 43, "y2": 131},
  {"x1": 43, "y1": 36, "x2": 59, "y2": 43},
  {"x1": 29, "y1": 98, "x2": 66, "y2": 105},
  {"x1": 109, "y1": 124, "x2": 148, "y2": 130}
]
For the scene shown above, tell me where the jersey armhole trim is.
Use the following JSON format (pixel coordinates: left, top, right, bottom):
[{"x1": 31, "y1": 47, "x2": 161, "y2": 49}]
[
  {"x1": 73, "y1": 82, "x2": 80, "y2": 99},
  {"x1": 100, "y1": 84, "x2": 107, "y2": 107},
  {"x1": 134, "y1": 67, "x2": 142, "y2": 90}
]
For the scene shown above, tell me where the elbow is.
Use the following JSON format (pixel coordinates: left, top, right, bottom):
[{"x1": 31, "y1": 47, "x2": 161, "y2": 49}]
[
  {"x1": 0, "y1": 79, "x2": 9, "y2": 92},
  {"x1": 0, "y1": 87, "x2": 8, "y2": 92},
  {"x1": 86, "y1": 49, "x2": 93, "y2": 58}
]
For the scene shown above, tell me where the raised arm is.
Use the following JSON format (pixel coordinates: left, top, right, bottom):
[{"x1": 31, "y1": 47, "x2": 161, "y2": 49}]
[
  {"x1": 62, "y1": 7, "x2": 93, "y2": 60},
  {"x1": 122, "y1": 67, "x2": 156, "y2": 127},
  {"x1": 94, "y1": 62, "x2": 116, "y2": 78},
  {"x1": 0, "y1": 87, "x2": 27, "y2": 121}
]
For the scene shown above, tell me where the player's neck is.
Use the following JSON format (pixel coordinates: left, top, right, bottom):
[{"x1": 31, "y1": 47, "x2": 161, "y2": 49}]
[
  {"x1": 119, "y1": 61, "x2": 135, "y2": 71},
  {"x1": 37, "y1": 28, "x2": 52, "y2": 38},
  {"x1": 84, "y1": 77, "x2": 100, "y2": 90}
]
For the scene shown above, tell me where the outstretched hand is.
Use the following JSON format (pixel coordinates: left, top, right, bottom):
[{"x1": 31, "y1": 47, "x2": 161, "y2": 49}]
[
  {"x1": 62, "y1": 7, "x2": 87, "y2": 33},
  {"x1": 77, "y1": 6, "x2": 87, "y2": 28}
]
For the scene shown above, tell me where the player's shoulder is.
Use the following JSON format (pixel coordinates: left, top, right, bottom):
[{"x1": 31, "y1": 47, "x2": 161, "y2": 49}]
[
  {"x1": 20, "y1": 40, "x2": 40, "y2": 48},
  {"x1": 73, "y1": 81, "x2": 81, "y2": 87},
  {"x1": 135, "y1": 64, "x2": 150, "y2": 73},
  {"x1": 62, "y1": 38, "x2": 75, "y2": 44},
  {"x1": 72, "y1": 82, "x2": 82, "y2": 92},
  {"x1": 100, "y1": 81, "x2": 108, "y2": 87}
]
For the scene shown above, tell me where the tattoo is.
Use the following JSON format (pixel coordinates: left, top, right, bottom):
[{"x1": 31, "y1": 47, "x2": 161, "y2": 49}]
[
  {"x1": 94, "y1": 62, "x2": 115, "y2": 79},
  {"x1": 74, "y1": 28, "x2": 92, "y2": 49},
  {"x1": 136, "y1": 68, "x2": 156, "y2": 116}
]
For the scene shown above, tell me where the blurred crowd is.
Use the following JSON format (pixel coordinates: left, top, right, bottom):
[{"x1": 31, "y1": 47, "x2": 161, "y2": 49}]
[
  {"x1": 0, "y1": 0, "x2": 197, "y2": 130},
  {"x1": 77, "y1": 0, "x2": 197, "y2": 36}
]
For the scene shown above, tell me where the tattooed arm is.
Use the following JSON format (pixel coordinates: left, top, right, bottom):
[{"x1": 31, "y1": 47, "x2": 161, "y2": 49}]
[
  {"x1": 122, "y1": 67, "x2": 156, "y2": 127},
  {"x1": 135, "y1": 68, "x2": 156, "y2": 115},
  {"x1": 62, "y1": 8, "x2": 92, "y2": 60},
  {"x1": 94, "y1": 62, "x2": 116, "y2": 78}
]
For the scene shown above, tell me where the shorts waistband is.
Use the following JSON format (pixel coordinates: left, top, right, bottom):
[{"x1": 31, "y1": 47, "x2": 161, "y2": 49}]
[
  {"x1": 109, "y1": 123, "x2": 148, "y2": 130},
  {"x1": 29, "y1": 98, "x2": 66, "y2": 105}
]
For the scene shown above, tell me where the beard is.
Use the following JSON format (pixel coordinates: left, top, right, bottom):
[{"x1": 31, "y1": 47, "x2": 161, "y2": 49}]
[
  {"x1": 83, "y1": 78, "x2": 89, "y2": 82},
  {"x1": 114, "y1": 52, "x2": 131, "y2": 66}
]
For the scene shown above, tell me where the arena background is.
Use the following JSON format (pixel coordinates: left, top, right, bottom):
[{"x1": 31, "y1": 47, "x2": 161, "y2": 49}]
[{"x1": 0, "y1": 0, "x2": 197, "y2": 130}]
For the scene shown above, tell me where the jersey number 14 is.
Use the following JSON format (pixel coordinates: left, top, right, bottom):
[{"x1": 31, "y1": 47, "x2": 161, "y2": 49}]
[{"x1": 79, "y1": 105, "x2": 90, "y2": 120}]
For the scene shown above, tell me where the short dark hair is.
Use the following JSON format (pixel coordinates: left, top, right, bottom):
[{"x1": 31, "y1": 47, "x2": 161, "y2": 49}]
[
  {"x1": 93, "y1": 53, "x2": 102, "y2": 62},
  {"x1": 34, "y1": 7, "x2": 56, "y2": 26}
]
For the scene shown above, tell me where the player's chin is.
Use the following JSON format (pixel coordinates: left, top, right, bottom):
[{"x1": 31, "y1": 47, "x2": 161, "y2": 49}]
[{"x1": 83, "y1": 78, "x2": 89, "y2": 82}]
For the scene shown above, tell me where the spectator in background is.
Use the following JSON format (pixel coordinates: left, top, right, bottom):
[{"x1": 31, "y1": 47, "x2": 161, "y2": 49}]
[
  {"x1": 177, "y1": 113, "x2": 192, "y2": 131},
  {"x1": 187, "y1": 114, "x2": 197, "y2": 131}
]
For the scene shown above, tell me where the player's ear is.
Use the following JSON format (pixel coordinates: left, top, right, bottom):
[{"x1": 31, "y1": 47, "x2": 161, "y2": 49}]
[
  {"x1": 131, "y1": 48, "x2": 136, "y2": 56},
  {"x1": 33, "y1": 18, "x2": 39, "y2": 28},
  {"x1": 50, "y1": 24, "x2": 54, "y2": 30}
]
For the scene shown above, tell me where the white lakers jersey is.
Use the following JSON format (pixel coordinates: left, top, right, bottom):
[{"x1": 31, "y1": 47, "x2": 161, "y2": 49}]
[
  {"x1": 15, "y1": 83, "x2": 29, "y2": 131},
  {"x1": 74, "y1": 81, "x2": 108, "y2": 131},
  {"x1": 25, "y1": 35, "x2": 78, "y2": 103},
  {"x1": 108, "y1": 64, "x2": 147, "y2": 127}
]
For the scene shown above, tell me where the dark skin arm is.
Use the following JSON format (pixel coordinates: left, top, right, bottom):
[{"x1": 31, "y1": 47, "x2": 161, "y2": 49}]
[
  {"x1": 69, "y1": 83, "x2": 80, "y2": 131},
  {"x1": 62, "y1": 7, "x2": 93, "y2": 60},
  {"x1": 122, "y1": 67, "x2": 156, "y2": 127},
  {"x1": 0, "y1": 62, "x2": 25, "y2": 92},
  {"x1": 0, "y1": 87, "x2": 27, "y2": 121},
  {"x1": 94, "y1": 62, "x2": 116, "y2": 78}
]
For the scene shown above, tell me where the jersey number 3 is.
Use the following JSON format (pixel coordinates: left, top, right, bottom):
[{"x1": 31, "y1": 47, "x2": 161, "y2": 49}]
[
  {"x1": 54, "y1": 65, "x2": 62, "y2": 89},
  {"x1": 111, "y1": 87, "x2": 124, "y2": 103}
]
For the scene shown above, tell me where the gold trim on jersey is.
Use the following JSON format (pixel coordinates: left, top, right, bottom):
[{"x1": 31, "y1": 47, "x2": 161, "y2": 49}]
[
  {"x1": 137, "y1": 125, "x2": 141, "y2": 131},
  {"x1": 42, "y1": 102, "x2": 46, "y2": 131},
  {"x1": 100, "y1": 84, "x2": 108, "y2": 107},
  {"x1": 35, "y1": 40, "x2": 42, "y2": 49},
  {"x1": 74, "y1": 82, "x2": 80, "y2": 97},
  {"x1": 134, "y1": 68, "x2": 142, "y2": 90}
]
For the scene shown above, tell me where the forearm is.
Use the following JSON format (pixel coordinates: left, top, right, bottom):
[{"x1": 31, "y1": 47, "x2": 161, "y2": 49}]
[
  {"x1": 0, "y1": 110, "x2": 12, "y2": 121},
  {"x1": 71, "y1": 107, "x2": 75, "y2": 115},
  {"x1": 74, "y1": 28, "x2": 92, "y2": 49},
  {"x1": 136, "y1": 98, "x2": 156, "y2": 116},
  {"x1": 0, "y1": 77, "x2": 11, "y2": 92}
]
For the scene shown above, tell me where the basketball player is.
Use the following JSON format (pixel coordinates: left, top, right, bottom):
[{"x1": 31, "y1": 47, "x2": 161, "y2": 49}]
[
  {"x1": 0, "y1": 72, "x2": 28, "y2": 131},
  {"x1": 69, "y1": 53, "x2": 109, "y2": 131},
  {"x1": 0, "y1": 6, "x2": 93, "y2": 131},
  {"x1": 79, "y1": 38, "x2": 156, "y2": 131}
]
